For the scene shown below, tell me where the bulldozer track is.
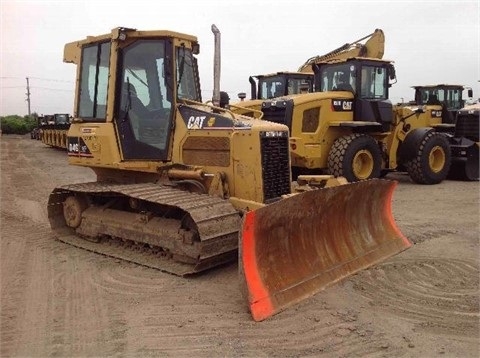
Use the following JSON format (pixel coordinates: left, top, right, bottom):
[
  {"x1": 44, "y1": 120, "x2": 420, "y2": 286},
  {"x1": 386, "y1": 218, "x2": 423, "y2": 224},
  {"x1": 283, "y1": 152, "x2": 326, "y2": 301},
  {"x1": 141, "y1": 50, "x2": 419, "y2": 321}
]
[{"x1": 48, "y1": 182, "x2": 241, "y2": 276}]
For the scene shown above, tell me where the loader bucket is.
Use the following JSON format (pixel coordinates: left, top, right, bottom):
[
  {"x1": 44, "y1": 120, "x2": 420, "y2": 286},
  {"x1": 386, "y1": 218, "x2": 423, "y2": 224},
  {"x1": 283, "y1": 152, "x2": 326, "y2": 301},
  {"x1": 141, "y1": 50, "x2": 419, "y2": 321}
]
[{"x1": 239, "y1": 179, "x2": 411, "y2": 321}]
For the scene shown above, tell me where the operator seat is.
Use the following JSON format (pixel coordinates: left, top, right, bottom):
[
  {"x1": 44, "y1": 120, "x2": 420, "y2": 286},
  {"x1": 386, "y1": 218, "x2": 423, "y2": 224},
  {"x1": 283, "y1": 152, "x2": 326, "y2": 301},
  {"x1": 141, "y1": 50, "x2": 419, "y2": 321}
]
[
  {"x1": 427, "y1": 94, "x2": 441, "y2": 105},
  {"x1": 334, "y1": 73, "x2": 355, "y2": 93},
  {"x1": 121, "y1": 82, "x2": 150, "y2": 119}
]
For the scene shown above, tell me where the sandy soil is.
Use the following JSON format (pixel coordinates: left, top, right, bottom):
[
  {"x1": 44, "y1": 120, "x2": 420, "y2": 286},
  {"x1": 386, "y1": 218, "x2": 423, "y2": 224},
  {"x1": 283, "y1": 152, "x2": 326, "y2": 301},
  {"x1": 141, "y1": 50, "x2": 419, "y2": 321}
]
[{"x1": 1, "y1": 134, "x2": 479, "y2": 357}]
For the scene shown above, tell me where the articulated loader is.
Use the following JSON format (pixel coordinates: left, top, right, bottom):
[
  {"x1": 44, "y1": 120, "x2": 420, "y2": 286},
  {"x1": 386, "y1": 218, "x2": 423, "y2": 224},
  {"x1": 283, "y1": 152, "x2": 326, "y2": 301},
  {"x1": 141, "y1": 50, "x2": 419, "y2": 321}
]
[
  {"x1": 48, "y1": 25, "x2": 411, "y2": 321},
  {"x1": 230, "y1": 29, "x2": 385, "y2": 118},
  {"x1": 447, "y1": 103, "x2": 479, "y2": 181},
  {"x1": 408, "y1": 84, "x2": 473, "y2": 126},
  {"x1": 258, "y1": 56, "x2": 453, "y2": 184},
  {"x1": 400, "y1": 84, "x2": 477, "y2": 180}
]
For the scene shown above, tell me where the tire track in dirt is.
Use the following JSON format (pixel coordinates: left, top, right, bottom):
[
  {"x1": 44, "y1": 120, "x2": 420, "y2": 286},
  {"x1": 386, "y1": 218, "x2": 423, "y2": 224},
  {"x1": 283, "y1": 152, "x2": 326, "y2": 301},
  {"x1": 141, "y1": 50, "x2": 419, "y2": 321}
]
[
  {"x1": 1, "y1": 137, "x2": 119, "y2": 356},
  {"x1": 351, "y1": 257, "x2": 479, "y2": 336},
  {"x1": 2, "y1": 136, "x2": 479, "y2": 357}
]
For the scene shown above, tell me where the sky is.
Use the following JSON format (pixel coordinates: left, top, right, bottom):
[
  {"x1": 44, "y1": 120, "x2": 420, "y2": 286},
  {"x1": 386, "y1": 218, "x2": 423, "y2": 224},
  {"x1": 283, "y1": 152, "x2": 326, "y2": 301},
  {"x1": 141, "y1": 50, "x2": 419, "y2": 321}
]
[{"x1": 1, "y1": 0, "x2": 478, "y2": 116}]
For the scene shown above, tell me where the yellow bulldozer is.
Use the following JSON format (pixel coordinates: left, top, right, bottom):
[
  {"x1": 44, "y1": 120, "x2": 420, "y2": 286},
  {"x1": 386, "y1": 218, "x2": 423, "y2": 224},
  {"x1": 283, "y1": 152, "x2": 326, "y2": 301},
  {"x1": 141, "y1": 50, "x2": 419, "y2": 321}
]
[
  {"x1": 48, "y1": 25, "x2": 411, "y2": 321},
  {"x1": 230, "y1": 29, "x2": 385, "y2": 118},
  {"x1": 40, "y1": 113, "x2": 71, "y2": 149}
]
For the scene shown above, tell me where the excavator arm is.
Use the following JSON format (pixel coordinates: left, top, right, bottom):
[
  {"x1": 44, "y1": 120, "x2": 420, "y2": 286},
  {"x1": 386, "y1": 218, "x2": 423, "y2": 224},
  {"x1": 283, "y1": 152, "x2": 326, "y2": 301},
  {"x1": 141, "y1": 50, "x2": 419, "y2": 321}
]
[{"x1": 298, "y1": 29, "x2": 385, "y2": 73}]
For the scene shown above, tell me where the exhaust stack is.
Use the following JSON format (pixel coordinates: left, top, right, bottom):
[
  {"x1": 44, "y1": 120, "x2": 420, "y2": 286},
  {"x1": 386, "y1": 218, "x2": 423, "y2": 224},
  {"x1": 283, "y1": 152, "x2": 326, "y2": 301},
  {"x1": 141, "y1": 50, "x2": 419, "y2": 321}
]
[{"x1": 211, "y1": 24, "x2": 221, "y2": 107}]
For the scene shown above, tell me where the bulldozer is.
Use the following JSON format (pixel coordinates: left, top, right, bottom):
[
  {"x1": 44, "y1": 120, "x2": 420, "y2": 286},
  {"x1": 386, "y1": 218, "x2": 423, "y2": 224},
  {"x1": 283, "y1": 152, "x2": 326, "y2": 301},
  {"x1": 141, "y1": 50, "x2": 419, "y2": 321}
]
[
  {"x1": 48, "y1": 25, "x2": 411, "y2": 321},
  {"x1": 230, "y1": 29, "x2": 385, "y2": 118},
  {"x1": 41, "y1": 113, "x2": 71, "y2": 149},
  {"x1": 255, "y1": 56, "x2": 453, "y2": 185}
]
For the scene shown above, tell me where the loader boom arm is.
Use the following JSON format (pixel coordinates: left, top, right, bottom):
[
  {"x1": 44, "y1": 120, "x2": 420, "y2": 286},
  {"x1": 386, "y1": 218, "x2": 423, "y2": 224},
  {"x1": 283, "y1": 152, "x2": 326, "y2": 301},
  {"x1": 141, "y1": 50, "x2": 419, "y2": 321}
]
[{"x1": 298, "y1": 29, "x2": 385, "y2": 73}]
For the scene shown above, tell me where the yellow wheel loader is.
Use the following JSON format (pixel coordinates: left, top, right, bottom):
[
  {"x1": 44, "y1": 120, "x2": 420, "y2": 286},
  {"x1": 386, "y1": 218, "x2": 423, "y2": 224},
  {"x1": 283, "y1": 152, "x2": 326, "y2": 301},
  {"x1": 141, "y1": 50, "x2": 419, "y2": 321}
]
[
  {"x1": 408, "y1": 84, "x2": 473, "y2": 126},
  {"x1": 48, "y1": 26, "x2": 411, "y2": 321},
  {"x1": 446, "y1": 104, "x2": 479, "y2": 181},
  {"x1": 401, "y1": 84, "x2": 477, "y2": 181},
  {"x1": 258, "y1": 57, "x2": 453, "y2": 184}
]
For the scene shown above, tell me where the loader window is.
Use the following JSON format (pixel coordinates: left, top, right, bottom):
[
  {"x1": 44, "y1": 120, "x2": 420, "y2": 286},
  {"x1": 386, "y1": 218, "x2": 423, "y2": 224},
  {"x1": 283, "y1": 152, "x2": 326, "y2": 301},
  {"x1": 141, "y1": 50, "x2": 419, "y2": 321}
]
[
  {"x1": 78, "y1": 42, "x2": 110, "y2": 120},
  {"x1": 360, "y1": 66, "x2": 387, "y2": 100},
  {"x1": 418, "y1": 87, "x2": 464, "y2": 110},
  {"x1": 319, "y1": 64, "x2": 355, "y2": 93},
  {"x1": 287, "y1": 77, "x2": 313, "y2": 94}
]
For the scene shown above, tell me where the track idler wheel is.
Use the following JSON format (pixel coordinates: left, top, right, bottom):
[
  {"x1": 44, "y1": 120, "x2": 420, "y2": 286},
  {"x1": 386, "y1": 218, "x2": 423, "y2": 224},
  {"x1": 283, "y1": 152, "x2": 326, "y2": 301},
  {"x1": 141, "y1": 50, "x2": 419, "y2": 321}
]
[{"x1": 63, "y1": 195, "x2": 89, "y2": 228}]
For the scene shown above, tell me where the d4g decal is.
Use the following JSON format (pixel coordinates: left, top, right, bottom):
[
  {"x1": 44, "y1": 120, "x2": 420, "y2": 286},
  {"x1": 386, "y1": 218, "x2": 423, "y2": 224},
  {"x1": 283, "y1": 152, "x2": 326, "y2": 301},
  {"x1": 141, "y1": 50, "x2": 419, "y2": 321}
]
[{"x1": 67, "y1": 137, "x2": 93, "y2": 157}]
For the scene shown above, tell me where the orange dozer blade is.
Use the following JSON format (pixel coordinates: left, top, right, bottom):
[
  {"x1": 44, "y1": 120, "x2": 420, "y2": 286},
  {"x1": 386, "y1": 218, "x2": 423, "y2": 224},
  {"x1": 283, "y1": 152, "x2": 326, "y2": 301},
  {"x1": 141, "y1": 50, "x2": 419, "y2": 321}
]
[{"x1": 239, "y1": 179, "x2": 411, "y2": 321}]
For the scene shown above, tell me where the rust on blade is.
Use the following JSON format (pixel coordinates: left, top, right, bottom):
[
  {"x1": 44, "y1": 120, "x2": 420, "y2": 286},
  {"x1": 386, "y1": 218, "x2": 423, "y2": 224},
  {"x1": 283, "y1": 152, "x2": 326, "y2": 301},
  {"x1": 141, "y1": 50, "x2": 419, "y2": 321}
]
[{"x1": 239, "y1": 179, "x2": 411, "y2": 321}]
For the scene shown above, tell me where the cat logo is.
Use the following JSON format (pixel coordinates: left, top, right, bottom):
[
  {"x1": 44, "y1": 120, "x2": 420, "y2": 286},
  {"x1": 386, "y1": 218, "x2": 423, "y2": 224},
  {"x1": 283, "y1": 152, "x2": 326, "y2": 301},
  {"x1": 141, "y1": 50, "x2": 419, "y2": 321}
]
[
  {"x1": 342, "y1": 101, "x2": 352, "y2": 110},
  {"x1": 187, "y1": 115, "x2": 206, "y2": 129}
]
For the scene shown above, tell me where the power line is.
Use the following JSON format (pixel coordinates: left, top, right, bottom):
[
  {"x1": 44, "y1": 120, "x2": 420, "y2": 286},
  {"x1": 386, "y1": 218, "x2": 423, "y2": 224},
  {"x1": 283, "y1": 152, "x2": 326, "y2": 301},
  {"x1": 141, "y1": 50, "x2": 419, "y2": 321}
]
[
  {"x1": 28, "y1": 77, "x2": 74, "y2": 83},
  {"x1": 0, "y1": 76, "x2": 74, "y2": 83},
  {"x1": 30, "y1": 86, "x2": 73, "y2": 92}
]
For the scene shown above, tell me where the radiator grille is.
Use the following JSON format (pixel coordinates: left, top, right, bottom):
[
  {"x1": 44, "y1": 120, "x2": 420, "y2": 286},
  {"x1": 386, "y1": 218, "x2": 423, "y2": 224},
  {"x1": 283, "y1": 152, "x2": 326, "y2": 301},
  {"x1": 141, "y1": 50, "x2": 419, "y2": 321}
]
[
  {"x1": 455, "y1": 111, "x2": 479, "y2": 142},
  {"x1": 261, "y1": 99, "x2": 294, "y2": 130},
  {"x1": 262, "y1": 107, "x2": 288, "y2": 126},
  {"x1": 260, "y1": 131, "x2": 291, "y2": 202}
]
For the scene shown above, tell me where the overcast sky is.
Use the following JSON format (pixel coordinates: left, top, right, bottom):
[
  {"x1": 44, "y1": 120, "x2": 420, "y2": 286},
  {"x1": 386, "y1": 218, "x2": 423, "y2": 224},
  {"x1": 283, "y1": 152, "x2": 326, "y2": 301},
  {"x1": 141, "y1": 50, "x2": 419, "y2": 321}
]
[{"x1": 1, "y1": 0, "x2": 478, "y2": 116}]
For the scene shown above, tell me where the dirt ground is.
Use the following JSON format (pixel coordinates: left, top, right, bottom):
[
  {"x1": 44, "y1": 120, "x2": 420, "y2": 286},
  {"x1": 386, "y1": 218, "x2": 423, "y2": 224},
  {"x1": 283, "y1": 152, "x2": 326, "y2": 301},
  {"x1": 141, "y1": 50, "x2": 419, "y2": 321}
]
[{"x1": 1, "y1": 134, "x2": 479, "y2": 357}]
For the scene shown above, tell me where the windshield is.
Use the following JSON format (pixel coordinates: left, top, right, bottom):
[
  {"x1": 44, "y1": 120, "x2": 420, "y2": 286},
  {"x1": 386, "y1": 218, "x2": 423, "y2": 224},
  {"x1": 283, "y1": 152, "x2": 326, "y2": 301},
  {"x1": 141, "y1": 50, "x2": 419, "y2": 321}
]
[
  {"x1": 319, "y1": 64, "x2": 356, "y2": 93},
  {"x1": 418, "y1": 87, "x2": 463, "y2": 110},
  {"x1": 55, "y1": 114, "x2": 69, "y2": 124},
  {"x1": 258, "y1": 76, "x2": 287, "y2": 99}
]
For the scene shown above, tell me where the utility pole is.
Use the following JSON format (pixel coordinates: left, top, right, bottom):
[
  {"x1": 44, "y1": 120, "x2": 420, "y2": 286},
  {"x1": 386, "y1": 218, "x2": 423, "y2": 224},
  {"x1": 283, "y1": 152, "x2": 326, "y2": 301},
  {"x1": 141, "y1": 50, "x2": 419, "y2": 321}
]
[{"x1": 26, "y1": 77, "x2": 31, "y2": 116}]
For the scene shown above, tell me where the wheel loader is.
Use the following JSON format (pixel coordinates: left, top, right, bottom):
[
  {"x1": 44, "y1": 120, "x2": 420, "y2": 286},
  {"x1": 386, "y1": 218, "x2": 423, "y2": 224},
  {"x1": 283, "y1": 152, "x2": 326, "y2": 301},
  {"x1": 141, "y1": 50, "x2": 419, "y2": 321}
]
[
  {"x1": 407, "y1": 84, "x2": 473, "y2": 126},
  {"x1": 256, "y1": 56, "x2": 453, "y2": 184},
  {"x1": 48, "y1": 25, "x2": 411, "y2": 321},
  {"x1": 400, "y1": 84, "x2": 477, "y2": 180},
  {"x1": 446, "y1": 103, "x2": 479, "y2": 181},
  {"x1": 229, "y1": 29, "x2": 385, "y2": 118}
]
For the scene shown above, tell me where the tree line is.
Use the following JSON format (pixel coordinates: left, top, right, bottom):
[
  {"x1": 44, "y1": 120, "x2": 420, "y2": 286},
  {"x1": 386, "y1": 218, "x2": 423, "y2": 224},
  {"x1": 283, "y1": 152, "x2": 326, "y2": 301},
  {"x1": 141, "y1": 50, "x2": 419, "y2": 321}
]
[{"x1": 0, "y1": 114, "x2": 38, "y2": 135}]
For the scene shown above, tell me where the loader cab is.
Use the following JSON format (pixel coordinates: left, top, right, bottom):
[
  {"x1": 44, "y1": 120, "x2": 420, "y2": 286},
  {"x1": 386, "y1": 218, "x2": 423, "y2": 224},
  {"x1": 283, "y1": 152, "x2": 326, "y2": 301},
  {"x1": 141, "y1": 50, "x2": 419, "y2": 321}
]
[
  {"x1": 412, "y1": 85, "x2": 473, "y2": 124},
  {"x1": 314, "y1": 58, "x2": 395, "y2": 131},
  {"x1": 54, "y1": 113, "x2": 70, "y2": 125},
  {"x1": 250, "y1": 72, "x2": 314, "y2": 100},
  {"x1": 74, "y1": 29, "x2": 201, "y2": 161}
]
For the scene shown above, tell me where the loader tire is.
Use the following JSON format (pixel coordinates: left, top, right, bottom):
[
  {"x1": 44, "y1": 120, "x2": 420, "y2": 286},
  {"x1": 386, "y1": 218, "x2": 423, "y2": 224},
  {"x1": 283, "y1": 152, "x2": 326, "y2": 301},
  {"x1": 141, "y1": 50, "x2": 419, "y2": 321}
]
[
  {"x1": 447, "y1": 144, "x2": 479, "y2": 181},
  {"x1": 405, "y1": 131, "x2": 451, "y2": 184},
  {"x1": 328, "y1": 134, "x2": 382, "y2": 182}
]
